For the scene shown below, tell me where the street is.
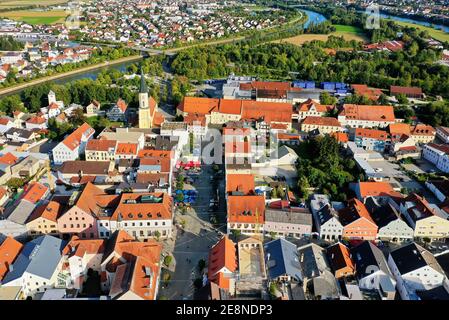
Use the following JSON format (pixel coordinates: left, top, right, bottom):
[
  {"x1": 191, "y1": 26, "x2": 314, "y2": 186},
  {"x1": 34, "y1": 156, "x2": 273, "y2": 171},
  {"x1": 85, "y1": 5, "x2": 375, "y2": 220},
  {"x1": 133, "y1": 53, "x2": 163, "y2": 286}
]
[{"x1": 158, "y1": 164, "x2": 226, "y2": 300}]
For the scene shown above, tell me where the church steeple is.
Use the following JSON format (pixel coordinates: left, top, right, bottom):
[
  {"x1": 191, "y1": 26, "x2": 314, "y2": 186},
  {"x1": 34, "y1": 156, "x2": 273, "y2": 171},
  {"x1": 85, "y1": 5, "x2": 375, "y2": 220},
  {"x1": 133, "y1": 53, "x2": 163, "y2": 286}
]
[{"x1": 140, "y1": 69, "x2": 148, "y2": 94}]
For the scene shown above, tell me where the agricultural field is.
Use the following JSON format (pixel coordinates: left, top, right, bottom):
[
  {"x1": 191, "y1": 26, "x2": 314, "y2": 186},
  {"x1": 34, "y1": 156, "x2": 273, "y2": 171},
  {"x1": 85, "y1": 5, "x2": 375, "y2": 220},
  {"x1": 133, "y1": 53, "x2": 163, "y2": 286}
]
[
  {"x1": 272, "y1": 25, "x2": 368, "y2": 46},
  {"x1": 0, "y1": 9, "x2": 68, "y2": 24},
  {"x1": 389, "y1": 20, "x2": 449, "y2": 43},
  {"x1": 0, "y1": 0, "x2": 67, "y2": 10}
]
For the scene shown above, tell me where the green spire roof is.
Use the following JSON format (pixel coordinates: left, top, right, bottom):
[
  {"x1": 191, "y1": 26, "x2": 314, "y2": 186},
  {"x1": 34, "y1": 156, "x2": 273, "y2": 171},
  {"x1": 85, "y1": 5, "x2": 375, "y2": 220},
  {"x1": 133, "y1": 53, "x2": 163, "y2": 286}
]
[{"x1": 140, "y1": 69, "x2": 148, "y2": 94}]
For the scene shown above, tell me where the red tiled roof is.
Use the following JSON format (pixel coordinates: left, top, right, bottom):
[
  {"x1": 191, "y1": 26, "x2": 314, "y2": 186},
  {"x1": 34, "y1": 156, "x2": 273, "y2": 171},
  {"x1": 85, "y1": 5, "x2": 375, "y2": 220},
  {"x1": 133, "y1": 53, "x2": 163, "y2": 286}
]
[
  {"x1": 302, "y1": 116, "x2": 341, "y2": 127},
  {"x1": 115, "y1": 142, "x2": 138, "y2": 155},
  {"x1": 332, "y1": 132, "x2": 349, "y2": 143},
  {"x1": 62, "y1": 123, "x2": 95, "y2": 151},
  {"x1": 351, "y1": 85, "x2": 383, "y2": 101},
  {"x1": 179, "y1": 97, "x2": 219, "y2": 114},
  {"x1": 241, "y1": 100, "x2": 292, "y2": 124},
  {"x1": 0, "y1": 152, "x2": 18, "y2": 166},
  {"x1": 389, "y1": 123, "x2": 411, "y2": 137},
  {"x1": 110, "y1": 193, "x2": 172, "y2": 221},
  {"x1": 355, "y1": 128, "x2": 389, "y2": 141},
  {"x1": 0, "y1": 237, "x2": 23, "y2": 281},
  {"x1": 63, "y1": 236, "x2": 105, "y2": 257},
  {"x1": 218, "y1": 99, "x2": 242, "y2": 115},
  {"x1": 341, "y1": 104, "x2": 395, "y2": 122},
  {"x1": 86, "y1": 139, "x2": 117, "y2": 152},
  {"x1": 26, "y1": 116, "x2": 46, "y2": 125},
  {"x1": 390, "y1": 86, "x2": 422, "y2": 96},
  {"x1": 298, "y1": 99, "x2": 334, "y2": 113},
  {"x1": 226, "y1": 174, "x2": 255, "y2": 195},
  {"x1": 115, "y1": 99, "x2": 127, "y2": 113},
  {"x1": 208, "y1": 236, "x2": 237, "y2": 290},
  {"x1": 21, "y1": 182, "x2": 48, "y2": 204},
  {"x1": 411, "y1": 124, "x2": 435, "y2": 136},
  {"x1": 357, "y1": 182, "x2": 402, "y2": 198},
  {"x1": 338, "y1": 198, "x2": 375, "y2": 226},
  {"x1": 227, "y1": 195, "x2": 265, "y2": 224},
  {"x1": 28, "y1": 200, "x2": 63, "y2": 223},
  {"x1": 138, "y1": 149, "x2": 173, "y2": 159}
]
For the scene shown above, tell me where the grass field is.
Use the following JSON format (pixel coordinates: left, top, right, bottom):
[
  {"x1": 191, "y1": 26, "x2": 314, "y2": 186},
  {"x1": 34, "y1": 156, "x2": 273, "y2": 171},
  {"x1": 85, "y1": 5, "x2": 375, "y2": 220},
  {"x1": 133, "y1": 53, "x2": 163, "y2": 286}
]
[
  {"x1": 273, "y1": 31, "x2": 368, "y2": 47},
  {"x1": 0, "y1": 0, "x2": 67, "y2": 9},
  {"x1": 388, "y1": 20, "x2": 449, "y2": 43},
  {"x1": 0, "y1": 9, "x2": 68, "y2": 24}
]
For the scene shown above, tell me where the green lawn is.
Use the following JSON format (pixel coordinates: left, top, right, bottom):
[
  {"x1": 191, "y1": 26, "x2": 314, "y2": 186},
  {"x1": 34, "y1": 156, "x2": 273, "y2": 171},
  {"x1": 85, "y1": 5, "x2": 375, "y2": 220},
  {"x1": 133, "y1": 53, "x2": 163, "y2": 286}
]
[
  {"x1": 19, "y1": 16, "x2": 64, "y2": 24},
  {"x1": 388, "y1": 20, "x2": 449, "y2": 43},
  {"x1": 333, "y1": 24, "x2": 364, "y2": 34}
]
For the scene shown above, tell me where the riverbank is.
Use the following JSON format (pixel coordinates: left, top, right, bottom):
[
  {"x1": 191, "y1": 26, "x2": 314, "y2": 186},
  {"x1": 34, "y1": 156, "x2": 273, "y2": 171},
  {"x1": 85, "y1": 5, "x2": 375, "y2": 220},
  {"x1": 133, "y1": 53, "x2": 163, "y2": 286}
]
[{"x1": 0, "y1": 55, "x2": 142, "y2": 97}]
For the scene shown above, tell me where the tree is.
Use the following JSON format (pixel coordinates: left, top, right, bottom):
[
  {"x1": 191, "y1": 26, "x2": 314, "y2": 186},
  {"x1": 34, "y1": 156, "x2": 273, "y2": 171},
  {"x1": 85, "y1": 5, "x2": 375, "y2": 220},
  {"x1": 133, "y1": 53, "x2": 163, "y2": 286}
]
[
  {"x1": 154, "y1": 230, "x2": 161, "y2": 241},
  {"x1": 320, "y1": 91, "x2": 337, "y2": 105},
  {"x1": 197, "y1": 259, "x2": 206, "y2": 272},
  {"x1": 69, "y1": 108, "x2": 87, "y2": 126},
  {"x1": 270, "y1": 187, "x2": 278, "y2": 199},
  {"x1": 6, "y1": 177, "x2": 26, "y2": 190},
  {"x1": 396, "y1": 93, "x2": 409, "y2": 105},
  {"x1": 164, "y1": 255, "x2": 173, "y2": 267}
]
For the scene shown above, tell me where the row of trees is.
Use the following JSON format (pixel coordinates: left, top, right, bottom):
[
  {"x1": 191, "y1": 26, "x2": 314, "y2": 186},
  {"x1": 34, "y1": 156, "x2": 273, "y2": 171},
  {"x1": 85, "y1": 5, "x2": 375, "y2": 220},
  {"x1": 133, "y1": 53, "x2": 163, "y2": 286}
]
[{"x1": 0, "y1": 36, "x2": 24, "y2": 51}]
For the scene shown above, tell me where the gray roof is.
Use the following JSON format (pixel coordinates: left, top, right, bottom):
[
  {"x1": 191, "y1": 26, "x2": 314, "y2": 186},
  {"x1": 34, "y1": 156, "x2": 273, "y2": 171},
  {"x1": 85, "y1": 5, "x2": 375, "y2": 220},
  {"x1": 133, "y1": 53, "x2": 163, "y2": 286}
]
[
  {"x1": 2, "y1": 235, "x2": 65, "y2": 283},
  {"x1": 351, "y1": 241, "x2": 393, "y2": 279},
  {"x1": 297, "y1": 243, "x2": 331, "y2": 278},
  {"x1": 277, "y1": 145, "x2": 298, "y2": 159},
  {"x1": 390, "y1": 242, "x2": 445, "y2": 276},
  {"x1": 265, "y1": 208, "x2": 312, "y2": 226},
  {"x1": 264, "y1": 238, "x2": 302, "y2": 281},
  {"x1": 7, "y1": 199, "x2": 36, "y2": 225}
]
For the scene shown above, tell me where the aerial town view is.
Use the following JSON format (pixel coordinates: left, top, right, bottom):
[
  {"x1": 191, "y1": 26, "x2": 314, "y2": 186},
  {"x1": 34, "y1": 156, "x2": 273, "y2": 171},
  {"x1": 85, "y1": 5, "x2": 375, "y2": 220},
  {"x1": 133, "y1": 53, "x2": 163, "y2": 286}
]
[{"x1": 1, "y1": 0, "x2": 449, "y2": 309}]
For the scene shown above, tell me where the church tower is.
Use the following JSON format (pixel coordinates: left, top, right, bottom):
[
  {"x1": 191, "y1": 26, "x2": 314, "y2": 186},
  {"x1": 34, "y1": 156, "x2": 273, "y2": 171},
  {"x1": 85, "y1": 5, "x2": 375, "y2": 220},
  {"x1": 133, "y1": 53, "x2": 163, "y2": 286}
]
[{"x1": 138, "y1": 70, "x2": 152, "y2": 129}]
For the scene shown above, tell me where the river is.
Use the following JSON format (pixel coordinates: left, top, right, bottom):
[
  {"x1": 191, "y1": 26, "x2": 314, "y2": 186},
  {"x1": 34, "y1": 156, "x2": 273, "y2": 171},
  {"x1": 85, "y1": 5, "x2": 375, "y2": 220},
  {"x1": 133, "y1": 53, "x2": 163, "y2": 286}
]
[
  {"x1": 52, "y1": 60, "x2": 138, "y2": 84},
  {"x1": 300, "y1": 7, "x2": 449, "y2": 34}
]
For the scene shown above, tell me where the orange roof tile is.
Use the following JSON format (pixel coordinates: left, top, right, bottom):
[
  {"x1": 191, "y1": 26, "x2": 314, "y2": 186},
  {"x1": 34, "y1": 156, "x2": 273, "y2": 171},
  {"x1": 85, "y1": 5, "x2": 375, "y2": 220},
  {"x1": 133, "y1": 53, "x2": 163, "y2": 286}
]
[
  {"x1": 351, "y1": 84, "x2": 383, "y2": 101},
  {"x1": 0, "y1": 152, "x2": 18, "y2": 166},
  {"x1": 357, "y1": 182, "x2": 402, "y2": 198},
  {"x1": 389, "y1": 123, "x2": 411, "y2": 137},
  {"x1": 0, "y1": 237, "x2": 23, "y2": 281},
  {"x1": 116, "y1": 99, "x2": 128, "y2": 113},
  {"x1": 226, "y1": 174, "x2": 255, "y2": 195},
  {"x1": 62, "y1": 122, "x2": 95, "y2": 151},
  {"x1": 298, "y1": 99, "x2": 334, "y2": 113},
  {"x1": 411, "y1": 124, "x2": 435, "y2": 136},
  {"x1": 331, "y1": 132, "x2": 349, "y2": 143},
  {"x1": 86, "y1": 139, "x2": 117, "y2": 152},
  {"x1": 208, "y1": 236, "x2": 237, "y2": 289},
  {"x1": 21, "y1": 182, "x2": 48, "y2": 204},
  {"x1": 341, "y1": 104, "x2": 395, "y2": 122},
  {"x1": 26, "y1": 116, "x2": 46, "y2": 125},
  {"x1": 355, "y1": 128, "x2": 389, "y2": 141},
  {"x1": 179, "y1": 97, "x2": 219, "y2": 115},
  {"x1": 327, "y1": 242, "x2": 355, "y2": 275},
  {"x1": 138, "y1": 149, "x2": 173, "y2": 159},
  {"x1": 115, "y1": 142, "x2": 138, "y2": 155},
  {"x1": 63, "y1": 236, "x2": 105, "y2": 257},
  {"x1": 218, "y1": 99, "x2": 242, "y2": 115},
  {"x1": 111, "y1": 193, "x2": 172, "y2": 221},
  {"x1": 227, "y1": 195, "x2": 265, "y2": 224},
  {"x1": 241, "y1": 100, "x2": 292, "y2": 124},
  {"x1": 302, "y1": 116, "x2": 341, "y2": 127},
  {"x1": 338, "y1": 198, "x2": 376, "y2": 226},
  {"x1": 28, "y1": 200, "x2": 63, "y2": 223}
]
